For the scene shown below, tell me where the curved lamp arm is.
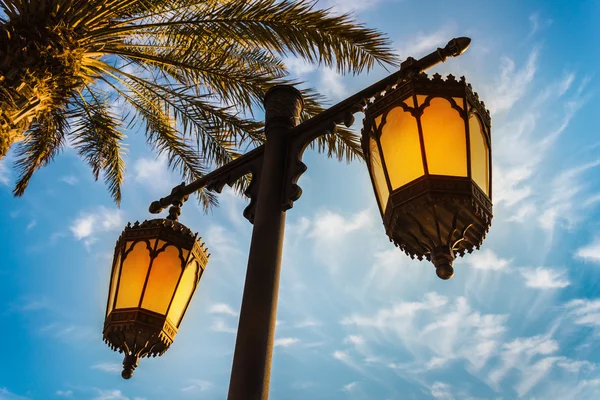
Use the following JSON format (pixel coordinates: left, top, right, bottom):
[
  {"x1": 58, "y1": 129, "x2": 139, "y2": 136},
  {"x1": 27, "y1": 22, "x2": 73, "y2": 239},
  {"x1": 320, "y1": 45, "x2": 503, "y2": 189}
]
[{"x1": 149, "y1": 37, "x2": 472, "y2": 221}]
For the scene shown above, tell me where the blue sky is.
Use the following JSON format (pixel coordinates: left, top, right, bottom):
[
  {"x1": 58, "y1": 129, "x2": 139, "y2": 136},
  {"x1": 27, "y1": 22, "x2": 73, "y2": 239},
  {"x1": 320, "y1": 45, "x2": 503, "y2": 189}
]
[{"x1": 1, "y1": 0, "x2": 600, "y2": 399}]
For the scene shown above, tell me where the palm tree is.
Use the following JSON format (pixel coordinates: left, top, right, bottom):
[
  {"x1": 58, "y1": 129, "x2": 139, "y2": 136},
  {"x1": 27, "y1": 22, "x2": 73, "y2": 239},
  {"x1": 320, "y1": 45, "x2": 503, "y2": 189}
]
[{"x1": 0, "y1": 0, "x2": 397, "y2": 206}]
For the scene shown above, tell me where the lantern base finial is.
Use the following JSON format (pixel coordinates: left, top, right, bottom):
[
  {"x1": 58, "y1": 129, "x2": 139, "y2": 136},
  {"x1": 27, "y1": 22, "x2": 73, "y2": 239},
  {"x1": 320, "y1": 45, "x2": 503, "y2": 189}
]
[
  {"x1": 122, "y1": 355, "x2": 140, "y2": 380},
  {"x1": 431, "y1": 246, "x2": 455, "y2": 280}
]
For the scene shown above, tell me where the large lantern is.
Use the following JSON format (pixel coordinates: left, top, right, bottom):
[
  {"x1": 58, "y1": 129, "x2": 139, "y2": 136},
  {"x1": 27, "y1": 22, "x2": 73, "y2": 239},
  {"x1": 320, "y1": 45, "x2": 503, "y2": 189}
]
[
  {"x1": 103, "y1": 219, "x2": 209, "y2": 379},
  {"x1": 362, "y1": 72, "x2": 492, "y2": 279}
]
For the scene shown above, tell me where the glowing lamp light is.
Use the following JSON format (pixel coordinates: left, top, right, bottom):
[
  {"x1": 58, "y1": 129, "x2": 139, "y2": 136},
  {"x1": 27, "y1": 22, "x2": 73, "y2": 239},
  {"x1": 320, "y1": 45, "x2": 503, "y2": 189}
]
[
  {"x1": 362, "y1": 72, "x2": 493, "y2": 279},
  {"x1": 103, "y1": 219, "x2": 209, "y2": 378}
]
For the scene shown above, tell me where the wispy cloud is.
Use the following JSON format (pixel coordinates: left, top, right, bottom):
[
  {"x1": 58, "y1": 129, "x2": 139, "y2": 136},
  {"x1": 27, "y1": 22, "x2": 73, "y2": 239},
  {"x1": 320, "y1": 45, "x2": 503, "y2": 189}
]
[
  {"x1": 488, "y1": 334, "x2": 559, "y2": 389},
  {"x1": 274, "y1": 337, "x2": 301, "y2": 348},
  {"x1": 91, "y1": 363, "x2": 122, "y2": 374},
  {"x1": 133, "y1": 154, "x2": 174, "y2": 192},
  {"x1": 210, "y1": 318, "x2": 237, "y2": 334},
  {"x1": 181, "y1": 380, "x2": 213, "y2": 392},
  {"x1": 55, "y1": 390, "x2": 73, "y2": 397},
  {"x1": 0, "y1": 160, "x2": 10, "y2": 186},
  {"x1": 342, "y1": 381, "x2": 359, "y2": 393},
  {"x1": 519, "y1": 267, "x2": 570, "y2": 289},
  {"x1": 318, "y1": 68, "x2": 346, "y2": 101},
  {"x1": 0, "y1": 387, "x2": 30, "y2": 400},
  {"x1": 208, "y1": 303, "x2": 238, "y2": 317},
  {"x1": 565, "y1": 298, "x2": 600, "y2": 327},
  {"x1": 284, "y1": 57, "x2": 316, "y2": 76},
  {"x1": 430, "y1": 382, "x2": 455, "y2": 400},
  {"x1": 61, "y1": 175, "x2": 79, "y2": 185},
  {"x1": 69, "y1": 207, "x2": 123, "y2": 244},
  {"x1": 92, "y1": 389, "x2": 141, "y2": 400},
  {"x1": 575, "y1": 239, "x2": 600, "y2": 263},
  {"x1": 464, "y1": 248, "x2": 511, "y2": 271},
  {"x1": 397, "y1": 26, "x2": 454, "y2": 59}
]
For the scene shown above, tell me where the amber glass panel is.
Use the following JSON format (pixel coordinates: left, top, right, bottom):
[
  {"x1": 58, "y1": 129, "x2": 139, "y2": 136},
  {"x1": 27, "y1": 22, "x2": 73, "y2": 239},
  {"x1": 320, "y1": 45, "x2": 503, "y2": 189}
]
[
  {"x1": 115, "y1": 241, "x2": 151, "y2": 309},
  {"x1": 453, "y1": 97, "x2": 465, "y2": 110},
  {"x1": 421, "y1": 97, "x2": 467, "y2": 177},
  {"x1": 369, "y1": 137, "x2": 389, "y2": 212},
  {"x1": 141, "y1": 245, "x2": 183, "y2": 315},
  {"x1": 380, "y1": 106, "x2": 424, "y2": 189},
  {"x1": 416, "y1": 95, "x2": 428, "y2": 106},
  {"x1": 167, "y1": 261, "x2": 199, "y2": 327},
  {"x1": 107, "y1": 250, "x2": 122, "y2": 316},
  {"x1": 469, "y1": 114, "x2": 490, "y2": 195}
]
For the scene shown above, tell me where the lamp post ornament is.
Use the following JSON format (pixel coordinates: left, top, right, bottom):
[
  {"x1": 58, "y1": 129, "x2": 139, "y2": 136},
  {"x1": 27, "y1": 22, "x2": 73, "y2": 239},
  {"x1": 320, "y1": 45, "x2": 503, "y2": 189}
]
[{"x1": 102, "y1": 37, "x2": 492, "y2": 400}]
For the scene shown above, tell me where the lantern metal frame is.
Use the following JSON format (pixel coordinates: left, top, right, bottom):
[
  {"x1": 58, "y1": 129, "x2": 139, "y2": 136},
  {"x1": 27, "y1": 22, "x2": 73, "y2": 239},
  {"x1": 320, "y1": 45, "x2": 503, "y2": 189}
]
[
  {"x1": 103, "y1": 218, "x2": 209, "y2": 378},
  {"x1": 361, "y1": 72, "x2": 493, "y2": 278},
  {"x1": 107, "y1": 37, "x2": 492, "y2": 399}
]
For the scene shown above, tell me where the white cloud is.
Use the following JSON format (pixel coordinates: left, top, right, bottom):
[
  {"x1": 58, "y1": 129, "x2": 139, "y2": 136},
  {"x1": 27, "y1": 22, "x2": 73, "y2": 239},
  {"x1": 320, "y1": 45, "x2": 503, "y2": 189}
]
[
  {"x1": 343, "y1": 294, "x2": 506, "y2": 373},
  {"x1": 274, "y1": 337, "x2": 301, "y2": 348},
  {"x1": 397, "y1": 27, "x2": 453, "y2": 59},
  {"x1": 430, "y1": 382, "x2": 455, "y2": 400},
  {"x1": 565, "y1": 298, "x2": 600, "y2": 327},
  {"x1": 55, "y1": 390, "x2": 73, "y2": 397},
  {"x1": 575, "y1": 239, "x2": 600, "y2": 263},
  {"x1": 294, "y1": 318, "x2": 321, "y2": 328},
  {"x1": 538, "y1": 160, "x2": 600, "y2": 233},
  {"x1": 515, "y1": 356, "x2": 562, "y2": 397},
  {"x1": 519, "y1": 267, "x2": 570, "y2": 289},
  {"x1": 284, "y1": 57, "x2": 316, "y2": 76},
  {"x1": 342, "y1": 381, "x2": 358, "y2": 393},
  {"x1": 319, "y1": 68, "x2": 346, "y2": 101},
  {"x1": 92, "y1": 390, "x2": 129, "y2": 400},
  {"x1": 61, "y1": 175, "x2": 79, "y2": 185},
  {"x1": 92, "y1": 363, "x2": 122, "y2": 373},
  {"x1": 26, "y1": 220, "x2": 36, "y2": 231},
  {"x1": 181, "y1": 380, "x2": 213, "y2": 392},
  {"x1": 321, "y1": 0, "x2": 382, "y2": 14},
  {"x1": 342, "y1": 292, "x2": 448, "y2": 328},
  {"x1": 557, "y1": 359, "x2": 595, "y2": 373},
  {"x1": 0, "y1": 160, "x2": 10, "y2": 186},
  {"x1": 208, "y1": 303, "x2": 238, "y2": 317},
  {"x1": 133, "y1": 154, "x2": 173, "y2": 192},
  {"x1": 488, "y1": 334, "x2": 559, "y2": 388},
  {"x1": 69, "y1": 207, "x2": 123, "y2": 241},
  {"x1": 485, "y1": 49, "x2": 538, "y2": 114},
  {"x1": 344, "y1": 335, "x2": 364, "y2": 346},
  {"x1": 0, "y1": 388, "x2": 29, "y2": 400},
  {"x1": 464, "y1": 249, "x2": 511, "y2": 271},
  {"x1": 307, "y1": 209, "x2": 374, "y2": 272},
  {"x1": 210, "y1": 318, "x2": 237, "y2": 334}
]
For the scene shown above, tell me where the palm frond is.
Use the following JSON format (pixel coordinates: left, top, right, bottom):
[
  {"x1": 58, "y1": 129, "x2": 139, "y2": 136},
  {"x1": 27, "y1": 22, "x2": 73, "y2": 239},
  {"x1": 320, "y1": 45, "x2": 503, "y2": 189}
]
[
  {"x1": 70, "y1": 90, "x2": 127, "y2": 204},
  {"x1": 89, "y1": 0, "x2": 399, "y2": 74},
  {"x1": 13, "y1": 108, "x2": 68, "y2": 196}
]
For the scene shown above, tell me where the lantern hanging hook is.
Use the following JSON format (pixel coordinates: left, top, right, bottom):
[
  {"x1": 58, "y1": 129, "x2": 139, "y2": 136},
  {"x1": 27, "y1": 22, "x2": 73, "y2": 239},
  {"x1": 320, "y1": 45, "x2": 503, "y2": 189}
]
[{"x1": 166, "y1": 182, "x2": 189, "y2": 222}]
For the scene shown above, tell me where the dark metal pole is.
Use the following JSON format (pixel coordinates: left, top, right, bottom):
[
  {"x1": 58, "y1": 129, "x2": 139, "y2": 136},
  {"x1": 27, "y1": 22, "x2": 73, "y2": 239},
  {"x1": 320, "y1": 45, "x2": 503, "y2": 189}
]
[{"x1": 227, "y1": 86, "x2": 304, "y2": 400}]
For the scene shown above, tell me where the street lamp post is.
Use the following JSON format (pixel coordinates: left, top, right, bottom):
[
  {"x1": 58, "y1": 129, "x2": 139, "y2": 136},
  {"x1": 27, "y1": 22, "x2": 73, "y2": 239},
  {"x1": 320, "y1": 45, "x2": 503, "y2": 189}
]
[{"x1": 103, "y1": 37, "x2": 493, "y2": 400}]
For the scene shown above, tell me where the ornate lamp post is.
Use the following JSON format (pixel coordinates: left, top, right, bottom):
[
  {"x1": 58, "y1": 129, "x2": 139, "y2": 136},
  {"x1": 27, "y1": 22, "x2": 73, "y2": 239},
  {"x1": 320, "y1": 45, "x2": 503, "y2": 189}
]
[{"x1": 103, "y1": 38, "x2": 492, "y2": 399}]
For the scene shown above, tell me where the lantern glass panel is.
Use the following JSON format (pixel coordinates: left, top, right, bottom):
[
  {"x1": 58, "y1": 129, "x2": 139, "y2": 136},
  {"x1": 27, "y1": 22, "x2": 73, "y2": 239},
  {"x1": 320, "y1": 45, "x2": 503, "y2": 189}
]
[
  {"x1": 369, "y1": 137, "x2": 389, "y2": 212},
  {"x1": 107, "y1": 251, "x2": 122, "y2": 316},
  {"x1": 453, "y1": 97, "x2": 465, "y2": 110},
  {"x1": 167, "y1": 261, "x2": 199, "y2": 327},
  {"x1": 469, "y1": 114, "x2": 490, "y2": 195},
  {"x1": 141, "y1": 245, "x2": 183, "y2": 315},
  {"x1": 381, "y1": 106, "x2": 424, "y2": 189},
  {"x1": 421, "y1": 97, "x2": 467, "y2": 177},
  {"x1": 115, "y1": 241, "x2": 152, "y2": 309}
]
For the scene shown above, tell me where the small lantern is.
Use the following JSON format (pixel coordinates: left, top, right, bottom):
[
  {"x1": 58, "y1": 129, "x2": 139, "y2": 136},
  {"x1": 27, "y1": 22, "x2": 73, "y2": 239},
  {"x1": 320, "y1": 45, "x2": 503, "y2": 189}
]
[
  {"x1": 103, "y1": 219, "x2": 209, "y2": 379},
  {"x1": 362, "y1": 72, "x2": 492, "y2": 279}
]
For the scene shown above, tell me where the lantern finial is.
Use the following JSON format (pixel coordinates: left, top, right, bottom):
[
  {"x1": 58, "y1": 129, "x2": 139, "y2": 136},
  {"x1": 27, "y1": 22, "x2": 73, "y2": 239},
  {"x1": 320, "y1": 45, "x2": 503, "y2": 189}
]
[{"x1": 122, "y1": 355, "x2": 139, "y2": 379}]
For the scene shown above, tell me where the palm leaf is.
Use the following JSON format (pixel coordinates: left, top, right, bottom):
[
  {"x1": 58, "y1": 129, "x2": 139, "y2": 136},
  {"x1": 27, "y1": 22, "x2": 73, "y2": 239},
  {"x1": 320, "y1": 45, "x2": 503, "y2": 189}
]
[{"x1": 70, "y1": 90, "x2": 127, "y2": 204}]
